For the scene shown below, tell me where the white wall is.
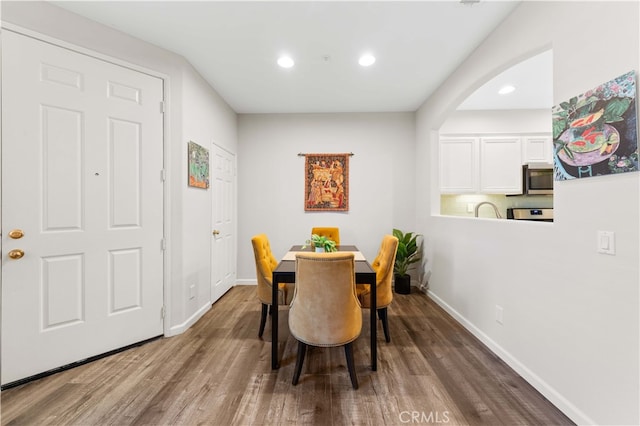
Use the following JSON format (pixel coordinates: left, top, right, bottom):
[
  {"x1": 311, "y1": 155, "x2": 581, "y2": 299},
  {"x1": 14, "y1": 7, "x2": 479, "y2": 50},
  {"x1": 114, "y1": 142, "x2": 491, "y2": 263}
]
[
  {"x1": 237, "y1": 113, "x2": 416, "y2": 282},
  {"x1": 176, "y1": 64, "x2": 237, "y2": 334},
  {"x1": 440, "y1": 109, "x2": 551, "y2": 134},
  {"x1": 417, "y1": 2, "x2": 639, "y2": 425},
  {"x1": 1, "y1": 1, "x2": 238, "y2": 335}
]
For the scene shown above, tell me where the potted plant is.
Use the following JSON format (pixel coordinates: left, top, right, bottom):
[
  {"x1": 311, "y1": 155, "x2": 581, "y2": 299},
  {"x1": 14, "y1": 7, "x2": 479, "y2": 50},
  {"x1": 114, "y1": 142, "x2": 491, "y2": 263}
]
[
  {"x1": 303, "y1": 234, "x2": 338, "y2": 252},
  {"x1": 392, "y1": 228, "x2": 421, "y2": 294}
]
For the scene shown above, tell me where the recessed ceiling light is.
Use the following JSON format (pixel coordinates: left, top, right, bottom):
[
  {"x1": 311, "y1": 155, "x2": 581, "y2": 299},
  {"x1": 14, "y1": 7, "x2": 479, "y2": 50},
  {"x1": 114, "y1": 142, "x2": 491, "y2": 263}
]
[
  {"x1": 277, "y1": 56, "x2": 294, "y2": 68},
  {"x1": 359, "y1": 54, "x2": 376, "y2": 67},
  {"x1": 498, "y1": 85, "x2": 516, "y2": 95}
]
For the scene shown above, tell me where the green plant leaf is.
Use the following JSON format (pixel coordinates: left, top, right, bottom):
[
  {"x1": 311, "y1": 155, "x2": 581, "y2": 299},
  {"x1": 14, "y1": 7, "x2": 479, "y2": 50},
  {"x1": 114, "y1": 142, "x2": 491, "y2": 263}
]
[
  {"x1": 575, "y1": 103, "x2": 594, "y2": 119},
  {"x1": 552, "y1": 118, "x2": 568, "y2": 139},
  {"x1": 392, "y1": 228, "x2": 421, "y2": 276},
  {"x1": 604, "y1": 98, "x2": 631, "y2": 123},
  {"x1": 562, "y1": 145, "x2": 574, "y2": 160}
]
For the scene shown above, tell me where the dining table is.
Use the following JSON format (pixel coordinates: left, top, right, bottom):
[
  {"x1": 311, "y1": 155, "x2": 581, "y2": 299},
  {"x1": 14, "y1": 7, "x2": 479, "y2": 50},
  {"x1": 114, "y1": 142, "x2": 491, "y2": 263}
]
[{"x1": 271, "y1": 245, "x2": 378, "y2": 371}]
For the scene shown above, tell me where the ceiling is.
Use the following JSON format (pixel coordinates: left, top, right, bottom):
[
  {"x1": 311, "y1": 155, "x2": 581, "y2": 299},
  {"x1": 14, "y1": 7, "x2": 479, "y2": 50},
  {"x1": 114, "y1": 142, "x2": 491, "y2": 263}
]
[
  {"x1": 48, "y1": 1, "x2": 552, "y2": 114},
  {"x1": 458, "y1": 48, "x2": 552, "y2": 111}
]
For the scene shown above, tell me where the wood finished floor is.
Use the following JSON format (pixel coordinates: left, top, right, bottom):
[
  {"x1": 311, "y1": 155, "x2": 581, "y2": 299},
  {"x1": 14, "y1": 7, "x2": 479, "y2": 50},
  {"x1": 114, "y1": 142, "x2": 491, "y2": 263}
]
[{"x1": 1, "y1": 286, "x2": 573, "y2": 426}]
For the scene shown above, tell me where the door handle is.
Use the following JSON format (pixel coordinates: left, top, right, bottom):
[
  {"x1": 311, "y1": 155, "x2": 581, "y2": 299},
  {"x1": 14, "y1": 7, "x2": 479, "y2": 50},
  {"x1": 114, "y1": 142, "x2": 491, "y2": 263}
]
[
  {"x1": 212, "y1": 230, "x2": 220, "y2": 236},
  {"x1": 8, "y1": 229, "x2": 24, "y2": 239},
  {"x1": 8, "y1": 249, "x2": 24, "y2": 260}
]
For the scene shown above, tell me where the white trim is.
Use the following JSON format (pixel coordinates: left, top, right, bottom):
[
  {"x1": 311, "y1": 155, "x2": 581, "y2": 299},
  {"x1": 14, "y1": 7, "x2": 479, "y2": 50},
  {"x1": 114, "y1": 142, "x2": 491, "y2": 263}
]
[
  {"x1": 426, "y1": 289, "x2": 593, "y2": 426},
  {"x1": 166, "y1": 302, "x2": 211, "y2": 338},
  {"x1": 160, "y1": 76, "x2": 172, "y2": 337},
  {"x1": 2, "y1": 23, "x2": 173, "y2": 338}
]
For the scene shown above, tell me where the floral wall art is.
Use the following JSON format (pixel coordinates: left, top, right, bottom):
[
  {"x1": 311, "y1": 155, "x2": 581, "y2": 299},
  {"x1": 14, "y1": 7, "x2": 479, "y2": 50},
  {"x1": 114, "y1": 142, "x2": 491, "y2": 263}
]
[
  {"x1": 304, "y1": 153, "x2": 349, "y2": 212},
  {"x1": 553, "y1": 70, "x2": 638, "y2": 180},
  {"x1": 188, "y1": 141, "x2": 209, "y2": 189}
]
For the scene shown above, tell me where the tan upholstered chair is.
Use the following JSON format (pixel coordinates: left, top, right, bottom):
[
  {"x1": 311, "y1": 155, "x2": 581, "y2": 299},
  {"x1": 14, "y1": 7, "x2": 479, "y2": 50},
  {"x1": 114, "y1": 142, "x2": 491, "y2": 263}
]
[
  {"x1": 251, "y1": 234, "x2": 293, "y2": 338},
  {"x1": 289, "y1": 252, "x2": 362, "y2": 389},
  {"x1": 356, "y1": 235, "x2": 399, "y2": 343},
  {"x1": 311, "y1": 227, "x2": 340, "y2": 245}
]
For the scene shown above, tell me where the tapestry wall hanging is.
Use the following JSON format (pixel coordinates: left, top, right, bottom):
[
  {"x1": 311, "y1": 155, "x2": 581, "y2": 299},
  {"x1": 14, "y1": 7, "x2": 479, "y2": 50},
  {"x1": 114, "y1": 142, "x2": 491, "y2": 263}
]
[
  {"x1": 552, "y1": 70, "x2": 638, "y2": 180},
  {"x1": 188, "y1": 141, "x2": 209, "y2": 189},
  {"x1": 304, "y1": 153, "x2": 349, "y2": 212}
]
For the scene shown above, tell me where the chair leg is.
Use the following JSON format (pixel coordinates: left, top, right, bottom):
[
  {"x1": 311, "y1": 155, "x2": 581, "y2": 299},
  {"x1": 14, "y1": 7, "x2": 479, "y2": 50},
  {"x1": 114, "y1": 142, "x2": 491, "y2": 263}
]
[
  {"x1": 292, "y1": 341, "x2": 307, "y2": 385},
  {"x1": 258, "y1": 303, "x2": 268, "y2": 338},
  {"x1": 378, "y1": 308, "x2": 390, "y2": 343},
  {"x1": 344, "y1": 342, "x2": 358, "y2": 389}
]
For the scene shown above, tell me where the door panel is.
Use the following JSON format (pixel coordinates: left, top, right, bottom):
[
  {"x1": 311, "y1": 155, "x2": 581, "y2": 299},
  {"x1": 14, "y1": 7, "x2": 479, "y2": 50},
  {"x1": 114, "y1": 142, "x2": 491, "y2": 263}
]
[
  {"x1": 42, "y1": 105, "x2": 84, "y2": 231},
  {"x1": 109, "y1": 118, "x2": 142, "y2": 227},
  {"x1": 1, "y1": 30, "x2": 164, "y2": 385},
  {"x1": 42, "y1": 254, "x2": 85, "y2": 329},
  {"x1": 109, "y1": 248, "x2": 142, "y2": 313},
  {"x1": 211, "y1": 145, "x2": 236, "y2": 303}
]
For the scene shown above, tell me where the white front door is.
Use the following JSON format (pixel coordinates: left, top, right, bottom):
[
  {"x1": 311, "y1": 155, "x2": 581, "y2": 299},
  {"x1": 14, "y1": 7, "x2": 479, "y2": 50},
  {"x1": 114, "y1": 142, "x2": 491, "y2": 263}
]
[
  {"x1": 210, "y1": 144, "x2": 236, "y2": 303},
  {"x1": 1, "y1": 31, "x2": 165, "y2": 385}
]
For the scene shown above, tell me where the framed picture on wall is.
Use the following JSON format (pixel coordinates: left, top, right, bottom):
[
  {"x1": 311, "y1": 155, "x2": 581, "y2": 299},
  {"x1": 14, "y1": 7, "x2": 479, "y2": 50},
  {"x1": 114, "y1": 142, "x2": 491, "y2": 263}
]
[
  {"x1": 188, "y1": 141, "x2": 209, "y2": 189},
  {"x1": 552, "y1": 70, "x2": 638, "y2": 180},
  {"x1": 304, "y1": 153, "x2": 349, "y2": 212}
]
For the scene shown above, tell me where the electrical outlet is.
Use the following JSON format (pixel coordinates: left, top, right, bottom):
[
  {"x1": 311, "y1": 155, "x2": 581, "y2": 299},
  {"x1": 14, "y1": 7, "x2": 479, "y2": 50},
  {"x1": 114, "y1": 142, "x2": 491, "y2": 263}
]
[
  {"x1": 495, "y1": 305, "x2": 504, "y2": 325},
  {"x1": 189, "y1": 285, "x2": 196, "y2": 300},
  {"x1": 467, "y1": 203, "x2": 474, "y2": 213}
]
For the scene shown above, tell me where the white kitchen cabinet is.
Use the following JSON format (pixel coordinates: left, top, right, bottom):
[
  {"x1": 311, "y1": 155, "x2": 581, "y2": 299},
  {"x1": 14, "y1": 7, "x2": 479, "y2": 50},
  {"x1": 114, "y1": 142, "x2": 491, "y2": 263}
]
[
  {"x1": 439, "y1": 137, "x2": 478, "y2": 193},
  {"x1": 439, "y1": 135, "x2": 523, "y2": 195},
  {"x1": 522, "y1": 135, "x2": 553, "y2": 164},
  {"x1": 479, "y1": 137, "x2": 523, "y2": 194}
]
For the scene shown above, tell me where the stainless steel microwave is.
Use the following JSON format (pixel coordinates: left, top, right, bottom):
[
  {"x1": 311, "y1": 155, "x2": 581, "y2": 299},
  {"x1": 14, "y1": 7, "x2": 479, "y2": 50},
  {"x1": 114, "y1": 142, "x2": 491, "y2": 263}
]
[{"x1": 523, "y1": 164, "x2": 553, "y2": 195}]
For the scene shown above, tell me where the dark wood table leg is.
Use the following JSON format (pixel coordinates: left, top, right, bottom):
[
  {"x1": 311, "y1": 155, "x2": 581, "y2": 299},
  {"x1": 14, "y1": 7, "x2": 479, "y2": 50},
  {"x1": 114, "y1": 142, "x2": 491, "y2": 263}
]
[
  {"x1": 272, "y1": 275, "x2": 279, "y2": 369},
  {"x1": 370, "y1": 274, "x2": 377, "y2": 371}
]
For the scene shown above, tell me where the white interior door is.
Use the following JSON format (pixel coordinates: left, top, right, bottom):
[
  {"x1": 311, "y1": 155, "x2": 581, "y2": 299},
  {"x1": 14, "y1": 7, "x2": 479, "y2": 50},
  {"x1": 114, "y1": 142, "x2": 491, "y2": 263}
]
[
  {"x1": 210, "y1": 144, "x2": 236, "y2": 303},
  {"x1": 1, "y1": 30, "x2": 164, "y2": 385}
]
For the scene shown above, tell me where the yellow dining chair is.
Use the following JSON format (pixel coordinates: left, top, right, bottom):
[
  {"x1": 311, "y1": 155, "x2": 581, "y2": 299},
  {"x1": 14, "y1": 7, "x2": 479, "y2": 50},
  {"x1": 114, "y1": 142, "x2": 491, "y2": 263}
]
[
  {"x1": 251, "y1": 234, "x2": 293, "y2": 338},
  {"x1": 289, "y1": 252, "x2": 362, "y2": 389},
  {"x1": 311, "y1": 227, "x2": 340, "y2": 245},
  {"x1": 356, "y1": 234, "x2": 399, "y2": 343}
]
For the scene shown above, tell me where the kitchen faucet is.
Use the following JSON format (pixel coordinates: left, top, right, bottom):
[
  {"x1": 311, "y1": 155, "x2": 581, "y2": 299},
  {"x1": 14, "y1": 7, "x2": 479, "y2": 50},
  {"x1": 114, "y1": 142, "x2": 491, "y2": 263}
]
[{"x1": 474, "y1": 201, "x2": 502, "y2": 219}]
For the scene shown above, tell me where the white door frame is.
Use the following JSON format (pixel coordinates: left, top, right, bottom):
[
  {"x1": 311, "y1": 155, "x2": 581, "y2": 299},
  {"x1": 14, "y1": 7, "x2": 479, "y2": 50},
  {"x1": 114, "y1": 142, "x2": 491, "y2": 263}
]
[{"x1": 0, "y1": 23, "x2": 173, "y2": 336}]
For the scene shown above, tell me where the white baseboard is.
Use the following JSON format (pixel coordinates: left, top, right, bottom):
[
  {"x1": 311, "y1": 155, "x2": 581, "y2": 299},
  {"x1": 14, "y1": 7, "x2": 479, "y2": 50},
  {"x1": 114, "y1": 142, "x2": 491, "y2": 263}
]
[
  {"x1": 426, "y1": 290, "x2": 593, "y2": 426},
  {"x1": 165, "y1": 302, "x2": 211, "y2": 337}
]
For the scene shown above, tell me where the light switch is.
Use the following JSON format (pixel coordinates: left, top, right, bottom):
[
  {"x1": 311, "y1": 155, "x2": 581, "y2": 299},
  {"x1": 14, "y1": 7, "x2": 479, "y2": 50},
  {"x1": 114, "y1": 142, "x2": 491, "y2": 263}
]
[{"x1": 597, "y1": 231, "x2": 615, "y2": 255}]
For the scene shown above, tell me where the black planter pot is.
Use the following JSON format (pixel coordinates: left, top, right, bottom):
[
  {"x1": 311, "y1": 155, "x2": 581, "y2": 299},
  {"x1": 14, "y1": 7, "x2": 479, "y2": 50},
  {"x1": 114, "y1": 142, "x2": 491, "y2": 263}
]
[{"x1": 394, "y1": 274, "x2": 411, "y2": 294}]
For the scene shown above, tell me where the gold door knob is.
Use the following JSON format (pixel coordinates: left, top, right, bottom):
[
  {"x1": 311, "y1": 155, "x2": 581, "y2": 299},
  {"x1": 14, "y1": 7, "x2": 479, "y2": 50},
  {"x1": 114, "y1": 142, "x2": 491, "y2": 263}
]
[
  {"x1": 212, "y1": 230, "x2": 220, "y2": 236},
  {"x1": 8, "y1": 249, "x2": 25, "y2": 260},
  {"x1": 8, "y1": 229, "x2": 24, "y2": 239}
]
